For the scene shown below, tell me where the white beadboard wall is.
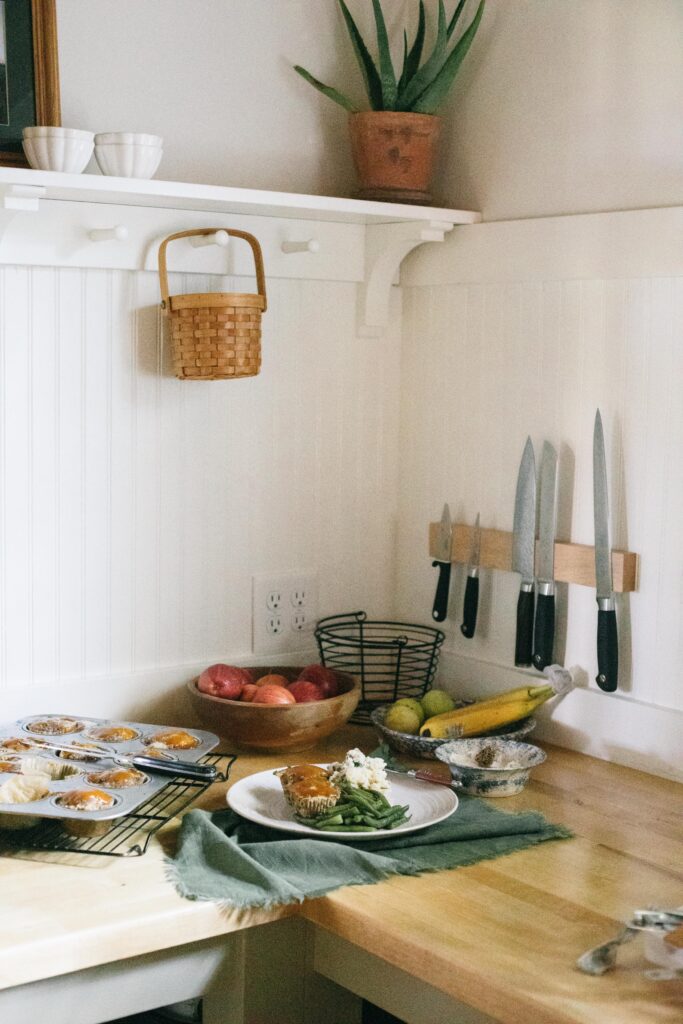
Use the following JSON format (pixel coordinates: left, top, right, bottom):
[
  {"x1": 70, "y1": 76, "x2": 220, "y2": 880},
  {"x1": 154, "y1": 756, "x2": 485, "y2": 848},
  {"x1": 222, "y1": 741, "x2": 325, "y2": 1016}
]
[
  {"x1": 0, "y1": 268, "x2": 402, "y2": 722},
  {"x1": 397, "y1": 206, "x2": 683, "y2": 781}
]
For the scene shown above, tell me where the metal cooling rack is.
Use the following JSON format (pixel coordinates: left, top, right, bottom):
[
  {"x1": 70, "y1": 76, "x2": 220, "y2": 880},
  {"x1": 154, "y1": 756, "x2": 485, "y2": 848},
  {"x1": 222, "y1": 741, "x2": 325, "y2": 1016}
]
[{"x1": 0, "y1": 752, "x2": 235, "y2": 858}]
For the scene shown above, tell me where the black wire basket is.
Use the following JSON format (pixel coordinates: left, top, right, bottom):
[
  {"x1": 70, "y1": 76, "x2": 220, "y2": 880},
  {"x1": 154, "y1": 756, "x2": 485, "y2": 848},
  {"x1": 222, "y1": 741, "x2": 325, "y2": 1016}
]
[{"x1": 315, "y1": 611, "x2": 445, "y2": 724}]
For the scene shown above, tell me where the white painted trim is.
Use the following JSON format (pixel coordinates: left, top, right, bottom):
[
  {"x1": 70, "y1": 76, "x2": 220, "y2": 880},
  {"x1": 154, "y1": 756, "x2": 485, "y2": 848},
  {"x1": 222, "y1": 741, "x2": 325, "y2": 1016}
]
[
  {"x1": 403, "y1": 205, "x2": 683, "y2": 285},
  {"x1": 438, "y1": 650, "x2": 683, "y2": 784}
]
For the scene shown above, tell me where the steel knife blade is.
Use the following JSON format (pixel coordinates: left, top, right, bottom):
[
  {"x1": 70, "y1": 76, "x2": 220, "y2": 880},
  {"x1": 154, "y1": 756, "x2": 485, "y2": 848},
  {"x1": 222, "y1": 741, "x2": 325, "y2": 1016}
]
[
  {"x1": 431, "y1": 503, "x2": 453, "y2": 622},
  {"x1": 593, "y1": 410, "x2": 618, "y2": 691},
  {"x1": 532, "y1": 442, "x2": 558, "y2": 671},
  {"x1": 512, "y1": 437, "x2": 537, "y2": 666},
  {"x1": 460, "y1": 512, "x2": 481, "y2": 639}
]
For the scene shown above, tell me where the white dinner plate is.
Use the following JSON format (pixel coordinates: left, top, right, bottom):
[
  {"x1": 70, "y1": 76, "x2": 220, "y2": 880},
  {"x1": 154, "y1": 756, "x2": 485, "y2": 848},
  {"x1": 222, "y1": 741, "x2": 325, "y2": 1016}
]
[{"x1": 226, "y1": 765, "x2": 458, "y2": 840}]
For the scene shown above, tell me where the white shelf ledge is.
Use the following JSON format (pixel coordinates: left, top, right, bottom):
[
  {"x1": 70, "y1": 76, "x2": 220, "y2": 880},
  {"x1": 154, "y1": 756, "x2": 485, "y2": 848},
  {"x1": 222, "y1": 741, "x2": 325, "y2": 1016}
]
[
  {"x1": 0, "y1": 167, "x2": 481, "y2": 226},
  {"x1": 0, "y1": 167, "x2": 481, "y2": 335}
]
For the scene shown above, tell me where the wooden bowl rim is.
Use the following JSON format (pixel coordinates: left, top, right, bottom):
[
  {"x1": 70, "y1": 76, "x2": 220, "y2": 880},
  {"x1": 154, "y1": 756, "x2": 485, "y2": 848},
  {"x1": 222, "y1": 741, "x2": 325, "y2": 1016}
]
[{"x1": 187, "y1": 670, "x2": 360, "y2": 710}]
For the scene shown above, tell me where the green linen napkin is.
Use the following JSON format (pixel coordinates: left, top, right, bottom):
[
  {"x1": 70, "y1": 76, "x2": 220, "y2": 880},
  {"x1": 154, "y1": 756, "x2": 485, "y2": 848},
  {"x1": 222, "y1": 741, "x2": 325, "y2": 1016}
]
[{"x1": 170, "y1": 789, "x2": 572, "y2": 911}]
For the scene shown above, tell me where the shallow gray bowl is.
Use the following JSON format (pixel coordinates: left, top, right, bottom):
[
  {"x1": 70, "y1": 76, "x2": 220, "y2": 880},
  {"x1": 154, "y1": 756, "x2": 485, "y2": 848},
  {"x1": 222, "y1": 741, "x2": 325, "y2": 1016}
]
[
  {"x1": 370, "y1": 705, "x2": 536, "y2": 761},
  {"x1": 435, "y1": 738, "x2": 546, "y2": 796}
]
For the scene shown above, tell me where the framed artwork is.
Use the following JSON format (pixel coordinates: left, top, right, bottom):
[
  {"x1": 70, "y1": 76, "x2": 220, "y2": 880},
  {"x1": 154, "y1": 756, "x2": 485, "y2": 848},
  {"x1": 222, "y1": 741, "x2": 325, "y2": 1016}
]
[{"x1": 0, "y1": 0, "x2": 60, "y2": 166}]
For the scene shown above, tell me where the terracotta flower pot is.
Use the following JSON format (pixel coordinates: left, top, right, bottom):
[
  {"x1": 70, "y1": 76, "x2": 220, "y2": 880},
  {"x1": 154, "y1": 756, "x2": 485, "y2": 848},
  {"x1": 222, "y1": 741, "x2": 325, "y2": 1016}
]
[{"x1": 348, "y1": 111, "x2": 441, "y2": 205}]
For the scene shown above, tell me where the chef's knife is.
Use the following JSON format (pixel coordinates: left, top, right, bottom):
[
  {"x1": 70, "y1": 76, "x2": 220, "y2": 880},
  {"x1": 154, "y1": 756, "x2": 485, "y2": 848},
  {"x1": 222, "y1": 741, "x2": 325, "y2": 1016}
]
[
  {"x1": 431, "y1": 503, "x2": 453, "y2": 622},
  {"x1": 511, "y1": 437, "x2": 537, "y2": 666},
  {"x1": 532, "y1": 443, "x2": 558, "y2": 671},
  {"x1": 593, "y1": 410, "x2": 618, "y2": 691},
  {"x1": 460, "y1": 513, "x2": 481, "y2": 639},
  {"x1": 22, "y1": 740, "x2": 218, "y2": 781}
]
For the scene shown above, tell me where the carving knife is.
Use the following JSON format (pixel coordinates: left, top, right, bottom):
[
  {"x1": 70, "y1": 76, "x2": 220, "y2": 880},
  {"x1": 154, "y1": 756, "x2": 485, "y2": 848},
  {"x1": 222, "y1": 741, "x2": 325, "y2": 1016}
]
[
  {"x1": 460, "y1": 513, "x2": 481, "y2": 639},
  {"x1": 511, "y1": 437, "x2": 537, "y2": 666},
  {"x1": 532, "y1": 443, "x2": 558, "y2": 671},
  {"x1": 593, "y1": 410, "x2": 618, "y2": 691},
  {"x1": 431, "y1": 503, "x2": 453, "y2": 622}
]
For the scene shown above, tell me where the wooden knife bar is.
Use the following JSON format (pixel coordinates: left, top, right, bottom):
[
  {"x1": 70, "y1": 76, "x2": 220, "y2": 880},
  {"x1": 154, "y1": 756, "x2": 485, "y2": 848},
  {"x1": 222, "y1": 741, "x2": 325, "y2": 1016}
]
[{"x1": 429, "y1": 523, "x2": 639, "y2": 593}]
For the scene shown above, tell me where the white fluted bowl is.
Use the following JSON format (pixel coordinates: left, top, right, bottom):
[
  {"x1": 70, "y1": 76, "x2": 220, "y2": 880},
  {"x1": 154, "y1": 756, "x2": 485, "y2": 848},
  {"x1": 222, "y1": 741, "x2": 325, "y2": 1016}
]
[
  {"x1": 22, "y1": 127, "x2": 94, "y2": 173},
  {"x1": 94, "y1": 133, "x2": 163, "y2": 178}
]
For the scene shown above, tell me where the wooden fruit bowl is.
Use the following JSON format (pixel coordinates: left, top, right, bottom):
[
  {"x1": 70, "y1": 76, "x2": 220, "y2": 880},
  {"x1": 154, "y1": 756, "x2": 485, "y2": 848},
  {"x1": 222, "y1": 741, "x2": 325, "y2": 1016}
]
[{"x1": 187, "y1": 667, "x2": 360, "y2": 753}]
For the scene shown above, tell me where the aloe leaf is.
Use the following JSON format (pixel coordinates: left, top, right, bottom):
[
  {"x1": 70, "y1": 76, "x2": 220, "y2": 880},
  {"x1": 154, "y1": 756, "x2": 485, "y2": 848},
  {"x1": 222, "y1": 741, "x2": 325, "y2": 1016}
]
[
  {"x1": 403, "y1": 0, "x2": 426, "y2": 85},
  {"x1": 447, "y1": 0, "x2": 468, "y2": 39},
  {"x1": 371, "y1": 0, "x2": 397, "y2": 109},
  {"x1": 396, "y1": 0, "x2": 447, "y2": 111},
  {"x1": 398, "y1": 31, "x2": 409, "y2": 94},
  {"x1": 337, "y1": 0, "x2": 383, "y2": 110},
  {"x1": 293, "y1": 66, "x2": 358, "y2": 112},
  {"x1": 412, "y1": 0, "x2": 485, "y2": 114}
]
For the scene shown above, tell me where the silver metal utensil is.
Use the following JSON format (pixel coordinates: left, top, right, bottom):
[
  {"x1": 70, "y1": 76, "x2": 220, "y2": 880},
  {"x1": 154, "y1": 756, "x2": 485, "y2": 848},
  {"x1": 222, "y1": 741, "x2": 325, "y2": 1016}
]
[
  {"x1": 512, "y1": 437, "x2": 537, "y2": 666},
  {"x1": 593, "y1": 410, "x2": 618, "y2": 691},
  {"x1": 386, "y1": 766, "x2": 459, "y2": 791},
  {"x1": 18, "y1": 740, "x2": 218, "y2": 782},
  {"x1": 431, "y1": 503, "x2": 453, "y2": 623},
  {"x1": 460, "y1": 513, "x2": 481, "y2": 639},
  {"x1": 532, "y1": 442, "x2": 558, "y2": 671}
]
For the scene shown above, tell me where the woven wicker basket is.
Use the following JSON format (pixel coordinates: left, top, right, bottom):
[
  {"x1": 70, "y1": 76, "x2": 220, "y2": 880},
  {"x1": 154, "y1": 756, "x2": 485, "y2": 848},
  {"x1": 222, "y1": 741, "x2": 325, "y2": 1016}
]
[{"x1": 158, "y1": 228, "x2": 267, "y2": 380}]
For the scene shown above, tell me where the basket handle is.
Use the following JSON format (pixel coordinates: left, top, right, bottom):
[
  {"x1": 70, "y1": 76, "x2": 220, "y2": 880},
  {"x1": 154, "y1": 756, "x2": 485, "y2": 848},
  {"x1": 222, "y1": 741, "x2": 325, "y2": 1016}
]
[{"x1": 158, "y1": 228, "x2": 267, "y2": 313}]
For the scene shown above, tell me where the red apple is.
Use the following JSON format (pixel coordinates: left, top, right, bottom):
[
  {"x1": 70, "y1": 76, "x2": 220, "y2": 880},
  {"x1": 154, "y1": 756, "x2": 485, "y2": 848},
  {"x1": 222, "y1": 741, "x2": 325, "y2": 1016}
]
[
  {"x1": 198, "y1": 664, "x2": 253, "y2": 701},
  {"x1": 254, "y1": 673, "x2": 291, "y2": 689},
  {"x1": 288, "y1": 680, "x2": 325, "y2": 703},
  {"x1": 240, "y1": 683, "x2": 258, "y2": 702},
  {"x1": 297, "y1": 664, "x2": 339, "y2": 698},
  {"x1": 251, "y1": 684, "x2": 296, "y2": 705}
]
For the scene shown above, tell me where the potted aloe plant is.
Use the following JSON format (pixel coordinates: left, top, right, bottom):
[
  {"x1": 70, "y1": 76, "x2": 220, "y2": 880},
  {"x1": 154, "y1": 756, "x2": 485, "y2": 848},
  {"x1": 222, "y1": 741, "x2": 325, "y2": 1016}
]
[{"x1": 295, "y1": 0, "x2": 485, "y2": 205}]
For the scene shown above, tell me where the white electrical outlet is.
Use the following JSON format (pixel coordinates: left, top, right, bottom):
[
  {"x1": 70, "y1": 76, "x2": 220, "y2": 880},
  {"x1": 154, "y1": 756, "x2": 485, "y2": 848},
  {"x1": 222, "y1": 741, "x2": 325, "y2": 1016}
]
[{"x1": 252, "y1": 572, "x2": 319, "y2": 654}]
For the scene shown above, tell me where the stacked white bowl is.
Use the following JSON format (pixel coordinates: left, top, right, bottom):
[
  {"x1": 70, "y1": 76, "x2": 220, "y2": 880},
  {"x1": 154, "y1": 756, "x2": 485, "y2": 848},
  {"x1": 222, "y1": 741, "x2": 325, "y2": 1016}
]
[
  {"x1": 22, "y1": 127, "x2": 94, "y2": 173},
  {"x1": 94, "y1": 133, "x2": 163, "y2": 179}
]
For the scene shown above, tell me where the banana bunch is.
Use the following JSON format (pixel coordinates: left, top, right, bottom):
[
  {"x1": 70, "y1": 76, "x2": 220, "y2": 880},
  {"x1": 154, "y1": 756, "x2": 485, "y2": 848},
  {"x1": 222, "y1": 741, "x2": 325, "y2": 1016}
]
[{"x1": 419, "y1": 684, "x2": 554, "y2": 739}]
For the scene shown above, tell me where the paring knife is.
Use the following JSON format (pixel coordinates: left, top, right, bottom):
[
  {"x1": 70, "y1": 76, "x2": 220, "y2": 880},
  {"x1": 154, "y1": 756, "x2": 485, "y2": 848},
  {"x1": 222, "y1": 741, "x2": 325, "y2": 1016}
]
[
  {"x1": 431, "y1": 503, "x2": 453, "y2": 622},
  {"x1": 386, "y1": 766, "x2": 458, "y2": 790},
  {"x1": 460, "y1": 513, "x2": 481, "y2": 639},
  {"x1": 532, "y1": 443, "x2": 558, "y2": 671},
  {"x1": 511, "y1": 437, "x2": 537, "y2": 666},
  {"x1": 593, "y1": 410, "x2": 618, "y2": 691},
  {"x1": 21, "y1": 740, "x2": 218, "y2": 782}
]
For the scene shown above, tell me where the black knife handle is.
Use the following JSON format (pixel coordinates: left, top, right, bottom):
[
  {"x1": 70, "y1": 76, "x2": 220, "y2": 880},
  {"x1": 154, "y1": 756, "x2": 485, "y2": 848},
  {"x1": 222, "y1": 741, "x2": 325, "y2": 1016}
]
[
  {"x1": 532, "y1": 592, "x2": 555, "y2": 672},
  {"x1": 596, "y1": 607, "x2": 618, "y2": 692},
  {"x1": 514, "y1": 584, "x2": 534, "y2": 666},
  {"x1": 129, "y1": 756, "x2": 218, "y2": 782},
  {"x1": 431, "y1": 560, "x2": 451, "y2": 622},
  {"x1": 460, "y1": 574, "x2": 479, "y2": 638}
]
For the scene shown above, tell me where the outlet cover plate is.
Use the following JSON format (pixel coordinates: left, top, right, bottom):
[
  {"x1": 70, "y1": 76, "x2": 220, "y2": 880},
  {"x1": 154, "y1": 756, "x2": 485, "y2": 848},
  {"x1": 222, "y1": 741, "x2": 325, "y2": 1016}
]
[{"x1": 252, "y1": 572, "x2": 319, "y2": 655}]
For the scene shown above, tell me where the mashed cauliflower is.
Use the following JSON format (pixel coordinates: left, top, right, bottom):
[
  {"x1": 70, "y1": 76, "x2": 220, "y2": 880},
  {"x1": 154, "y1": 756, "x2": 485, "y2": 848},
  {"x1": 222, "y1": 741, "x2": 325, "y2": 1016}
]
[{"x1": 328, "y1": 748, "x2": 389, "y2": 794}]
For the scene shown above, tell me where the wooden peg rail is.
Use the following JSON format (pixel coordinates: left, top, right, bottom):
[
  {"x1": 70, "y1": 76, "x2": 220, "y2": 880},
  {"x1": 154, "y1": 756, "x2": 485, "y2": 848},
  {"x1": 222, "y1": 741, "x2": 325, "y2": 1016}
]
[{"x1": 428, "y1": 522, "x2": 639, "y2": 593}]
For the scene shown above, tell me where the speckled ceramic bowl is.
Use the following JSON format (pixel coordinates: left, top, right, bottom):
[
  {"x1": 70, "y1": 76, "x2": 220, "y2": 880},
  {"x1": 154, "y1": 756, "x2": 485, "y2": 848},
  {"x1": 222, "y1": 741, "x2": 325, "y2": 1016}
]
[
  {"x1": 435, "y1": 738, "x2": 546, "y2": 796},
  {"x1": 370, "y1": 705, "x2": 536, "y2": 761}
]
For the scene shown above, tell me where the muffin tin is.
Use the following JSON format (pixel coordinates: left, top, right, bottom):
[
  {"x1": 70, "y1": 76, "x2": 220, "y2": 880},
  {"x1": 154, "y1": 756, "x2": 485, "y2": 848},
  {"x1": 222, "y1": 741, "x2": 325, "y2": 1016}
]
[{"x1": 0, "y1": 715, "x2": 219, "y2": 831}]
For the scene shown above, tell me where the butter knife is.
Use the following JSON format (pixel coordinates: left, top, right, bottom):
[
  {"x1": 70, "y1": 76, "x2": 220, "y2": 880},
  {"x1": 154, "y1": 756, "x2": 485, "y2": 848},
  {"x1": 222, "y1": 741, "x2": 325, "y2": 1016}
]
[
  {"x1": 386, "y1": 766, "x2": 457, "y2": 789},
  {"x1": 19, "y1": 740, "x2": 218, "y2": 782}
]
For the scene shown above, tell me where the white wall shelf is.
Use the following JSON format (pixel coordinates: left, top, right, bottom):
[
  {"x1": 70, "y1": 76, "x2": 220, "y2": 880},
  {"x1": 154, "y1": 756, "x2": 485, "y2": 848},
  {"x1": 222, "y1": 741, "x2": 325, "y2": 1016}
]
[{"x1": 0, "y1": 167, "x2": 480, "y2": 335}]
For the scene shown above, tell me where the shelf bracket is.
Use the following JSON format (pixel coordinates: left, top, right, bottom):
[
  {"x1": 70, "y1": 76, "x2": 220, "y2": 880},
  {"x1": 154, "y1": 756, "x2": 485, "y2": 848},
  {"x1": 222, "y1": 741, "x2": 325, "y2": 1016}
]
[
  {"x1": 358, "y1": 219, "x2": 453, "y2": 337},
  {"x1": 0, "y1": 183, "x2": 45, "y2": 211}
]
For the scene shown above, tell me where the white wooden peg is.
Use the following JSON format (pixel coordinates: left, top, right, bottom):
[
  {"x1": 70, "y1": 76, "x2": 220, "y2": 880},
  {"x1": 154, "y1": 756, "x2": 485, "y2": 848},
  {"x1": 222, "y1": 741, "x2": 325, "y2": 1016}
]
[
  {"x1": 190, "y1": 229, "x2": 230, "y2": 248},
  {"x1": 281, "y1": 239, "x2": 320, "y2": 254},
  {"x1": 88, "y1": 225, "x2": 128, "y2": 242}
]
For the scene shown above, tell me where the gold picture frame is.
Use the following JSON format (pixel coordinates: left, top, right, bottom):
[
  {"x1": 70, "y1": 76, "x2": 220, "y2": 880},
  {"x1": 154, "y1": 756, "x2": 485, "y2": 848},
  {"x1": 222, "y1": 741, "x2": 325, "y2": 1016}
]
[{"x1": 0, "y1": 0, "x2": 61, "y2": 167}]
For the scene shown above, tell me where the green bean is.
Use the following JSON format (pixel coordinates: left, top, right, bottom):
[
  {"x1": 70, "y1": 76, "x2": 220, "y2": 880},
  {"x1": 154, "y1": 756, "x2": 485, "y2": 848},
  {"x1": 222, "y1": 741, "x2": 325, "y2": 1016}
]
[{"x1": 318, "y1": 823, "x2": 378, "y2": 832}]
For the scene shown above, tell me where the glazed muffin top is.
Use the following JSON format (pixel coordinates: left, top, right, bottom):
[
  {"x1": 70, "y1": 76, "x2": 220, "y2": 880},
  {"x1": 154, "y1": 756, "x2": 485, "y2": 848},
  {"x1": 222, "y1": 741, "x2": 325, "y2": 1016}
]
[
  {"x1": 145, "y1": 730, "x2": 199, "y2": 750},
  {"x1": 27, "y1": 717, "x2": 83, "y2": 736},
  {"x1": 58, "y1": 742, "x2": 103, "y2": 762},
  {"x1": 57, "y1": 789, "x2": 114, "y2": 811},
  {"x1": 86, "y1": 768, "x2": 146, "y2": 789},
  {"x1": 87, "y1": 725, "x2": 138, "y2": 743},
  {"x1": 0, "y1": 737, "x2": 34, "y2": 751}
]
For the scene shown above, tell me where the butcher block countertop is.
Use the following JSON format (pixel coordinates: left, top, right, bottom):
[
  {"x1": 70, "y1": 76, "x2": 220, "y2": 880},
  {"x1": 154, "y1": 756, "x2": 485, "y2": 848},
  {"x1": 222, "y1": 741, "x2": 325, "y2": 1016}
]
[{"x1": 0, "y1": 723, "x2": 681, "y2": 1024}]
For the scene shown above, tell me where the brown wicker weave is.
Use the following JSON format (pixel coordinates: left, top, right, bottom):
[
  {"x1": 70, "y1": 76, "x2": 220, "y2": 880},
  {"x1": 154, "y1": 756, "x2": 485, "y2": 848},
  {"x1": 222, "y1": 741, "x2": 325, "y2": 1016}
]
[{"x1": 158, "y1": 228, "x2": 267, "y2": 380}]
